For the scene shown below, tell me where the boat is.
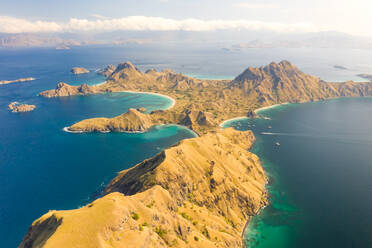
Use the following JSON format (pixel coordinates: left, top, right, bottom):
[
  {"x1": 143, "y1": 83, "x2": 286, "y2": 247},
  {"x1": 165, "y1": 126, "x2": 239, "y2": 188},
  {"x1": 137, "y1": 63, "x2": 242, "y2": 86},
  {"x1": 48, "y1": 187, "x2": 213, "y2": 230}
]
[{"x1": 275, "y1": 142, "x2": 280, "y2": 146}]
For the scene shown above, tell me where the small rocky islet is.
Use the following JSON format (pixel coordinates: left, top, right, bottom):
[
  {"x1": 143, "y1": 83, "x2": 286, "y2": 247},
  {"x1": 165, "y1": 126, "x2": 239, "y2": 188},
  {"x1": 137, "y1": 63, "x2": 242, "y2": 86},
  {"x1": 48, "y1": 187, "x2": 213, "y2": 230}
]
[
  {"x1": 8, "y1": 102, "x2": 36, "y2": 113},
  {"x1": 20, "y1": 60, "x2": 372, "y2": 248},
  {"x1": 71, "y1": 67, "x2": 90, "y2": 75},
  {"x1": 0, "y1": 77, "x2": 35, "y2": 85}
]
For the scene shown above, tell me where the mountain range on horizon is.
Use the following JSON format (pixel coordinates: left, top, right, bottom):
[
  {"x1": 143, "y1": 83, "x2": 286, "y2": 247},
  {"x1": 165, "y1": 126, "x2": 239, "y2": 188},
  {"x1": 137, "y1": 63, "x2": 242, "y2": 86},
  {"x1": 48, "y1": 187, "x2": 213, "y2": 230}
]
[{"x1": 2, "y1": 30, "x2": 372, "y2": 50}]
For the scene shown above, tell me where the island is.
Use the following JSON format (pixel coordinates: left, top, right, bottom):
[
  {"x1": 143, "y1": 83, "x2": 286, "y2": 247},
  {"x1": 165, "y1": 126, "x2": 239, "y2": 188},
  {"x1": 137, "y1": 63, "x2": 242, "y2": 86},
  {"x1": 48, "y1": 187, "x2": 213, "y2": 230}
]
[
  {"x1": 20, "y1": 60, "x2": 372, "y2": 247},
  {"x1": 8, "y1": 102, "x2": 36, "y2": 112},
  {"x1": 334, "y1": 65, "x2": 348, "y2": 70},
  {"x1": 56, "y1": 45, "x2": 70, "y2": 50},
  {"x1": 357, "y1": 73, "x2": 372, "y2": 81},
  {"x1": 71, "y1": 67, "x2": 90, "y2": 75},
  {"x1": 40, "y1": 60, "x2": 372, "y2": 134},
  {"x1": 0, "y1": 77, "x2": 35, "y2": 85}
]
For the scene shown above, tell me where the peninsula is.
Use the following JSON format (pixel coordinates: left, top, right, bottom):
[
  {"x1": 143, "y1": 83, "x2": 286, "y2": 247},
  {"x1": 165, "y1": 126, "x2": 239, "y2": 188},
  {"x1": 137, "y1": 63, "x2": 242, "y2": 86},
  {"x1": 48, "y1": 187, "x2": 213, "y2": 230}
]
[
  {"x1": 8, "y1": 102, "x2": 36, "y2": 112},
  {"x1": 20, "y1": 61, "x2": 372, "y2": 248},
  {"x1": 0, "y1": 77, "x2": 35, "y2": 85},
  {"x1": 20, "y1": 128, "x2": 267, "y2": 248}
]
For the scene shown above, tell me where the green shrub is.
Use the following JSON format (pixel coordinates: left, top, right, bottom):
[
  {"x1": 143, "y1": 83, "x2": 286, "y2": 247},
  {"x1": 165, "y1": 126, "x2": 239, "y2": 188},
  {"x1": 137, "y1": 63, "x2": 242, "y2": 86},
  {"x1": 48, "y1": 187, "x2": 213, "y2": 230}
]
[
  {"x1": 181, "y1": 212, "x2": 192, "y2": 221},
  {"x1": 131, "y1": 212, "x2": 139, "y2": 220}
]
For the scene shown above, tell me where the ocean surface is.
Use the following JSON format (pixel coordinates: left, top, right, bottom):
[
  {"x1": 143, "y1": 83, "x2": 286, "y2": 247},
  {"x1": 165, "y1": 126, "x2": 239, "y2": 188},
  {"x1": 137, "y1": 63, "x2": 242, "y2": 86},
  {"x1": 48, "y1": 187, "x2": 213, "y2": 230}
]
[
  {"x1": 223, "y1": 99, "x2": 372, "y2": 247},
  {"x1": 1, "y1": 45, "x2": 372, "y2": 247}
]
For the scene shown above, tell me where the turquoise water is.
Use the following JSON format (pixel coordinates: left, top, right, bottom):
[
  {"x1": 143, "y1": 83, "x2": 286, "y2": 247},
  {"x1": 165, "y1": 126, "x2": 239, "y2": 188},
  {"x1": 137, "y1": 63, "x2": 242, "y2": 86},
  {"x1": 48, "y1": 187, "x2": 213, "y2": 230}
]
[
  {"x1": 2, "y1": 46, "x2": 372, "y2": 247},
  {"x1": 224, "y1": 99, "x2": 372, "y2": 247}
]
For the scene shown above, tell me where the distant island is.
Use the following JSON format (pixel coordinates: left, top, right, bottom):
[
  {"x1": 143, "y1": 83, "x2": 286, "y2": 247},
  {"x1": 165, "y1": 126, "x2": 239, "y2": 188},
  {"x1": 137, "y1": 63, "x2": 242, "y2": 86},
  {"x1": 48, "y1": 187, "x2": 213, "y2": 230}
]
[
  {"x1": 71, "y1": 67, "x2": 90, "y2": 75},
  {"x1": 20, "y1": 61, "x2": 372, "y2": 248},
  {"x1": 56, "y1": 45, "x2": 70, "y2": 50},
  {"x1": 0, "y1": 77, "x2": 35, "y2": 85},
  {"x1": 8, "y1": 102, "x2": 36, "y2": 112},
  {"x1": 357, "y1": 73, "x2": 372, "y2": 81},
  {"x1": 334, "y1": 65, "x2": 348, "y2": 70}
]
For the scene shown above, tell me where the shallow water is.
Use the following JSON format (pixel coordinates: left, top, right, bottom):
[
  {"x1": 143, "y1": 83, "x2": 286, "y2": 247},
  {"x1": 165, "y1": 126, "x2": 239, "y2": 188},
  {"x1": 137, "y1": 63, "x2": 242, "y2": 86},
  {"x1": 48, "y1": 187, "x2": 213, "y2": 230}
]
[{"x1": 225, "y1": 98, "x2": 372, "y2": 248}]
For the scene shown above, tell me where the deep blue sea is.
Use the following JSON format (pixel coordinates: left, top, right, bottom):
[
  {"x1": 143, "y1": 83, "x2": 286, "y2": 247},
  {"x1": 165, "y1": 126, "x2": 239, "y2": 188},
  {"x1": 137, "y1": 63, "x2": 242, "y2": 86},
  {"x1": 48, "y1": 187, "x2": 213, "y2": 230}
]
[
  {"x1": 1, "y1": 45, "x2": 372, "y2": 247},
  {"x1": 224, "y1": 99, "x2": 372, "y2": 247}
]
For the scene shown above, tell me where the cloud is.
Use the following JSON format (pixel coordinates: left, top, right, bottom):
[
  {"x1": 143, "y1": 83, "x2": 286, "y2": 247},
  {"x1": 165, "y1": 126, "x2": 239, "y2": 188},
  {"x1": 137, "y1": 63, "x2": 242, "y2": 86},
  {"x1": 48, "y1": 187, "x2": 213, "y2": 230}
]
[
  {"x1": 233, "y1": 3, "x2": 278, "y2": 9},
  {"x1": 0, "y1": 15, "x2": 322, "y2": 34},
  {"x1": 90, "y1": 14, "x2": 110, "y2": 20},
  {"x1": 0, "y1": 16, "x2": 62, "y2": 33}
]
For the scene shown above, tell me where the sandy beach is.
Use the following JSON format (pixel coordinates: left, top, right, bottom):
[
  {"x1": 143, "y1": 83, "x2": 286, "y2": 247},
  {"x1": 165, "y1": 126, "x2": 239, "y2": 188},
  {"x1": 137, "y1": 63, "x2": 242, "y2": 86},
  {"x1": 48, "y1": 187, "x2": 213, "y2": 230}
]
[
  {"x1": 254, "y1": 102, "x2": 289, "y2": 114},
  {"x1": 119, "y1": 90, "x2": 176, "y2": 110},
  {"x1": 219, "y1": 102, "x2": 290, "y2": 128},
  {"x1": 219, "y1": 116, "x2": 249, "y2": 127}
]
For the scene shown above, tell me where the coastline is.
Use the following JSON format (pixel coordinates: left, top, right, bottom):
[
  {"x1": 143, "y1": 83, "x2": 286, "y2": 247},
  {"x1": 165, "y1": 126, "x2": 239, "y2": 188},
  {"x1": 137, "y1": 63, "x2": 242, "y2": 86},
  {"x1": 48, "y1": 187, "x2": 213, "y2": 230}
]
[
  {"x1": 63, "y1": 124, "x2": 198, "y2": 136},
  {"x1": 219, "y1": 116, "x2": 249, "y2": 128},
  {"x1": 119, "y1": 90, "x2": 176, "y2": 110},
  {"x1": 93, "y1": 81, "x2": 107, "y2": 86},
  {"x1": 254, "y1": 102, "x2": 290, "y2": 114},
  {"x1": 63, "y1": 126, "x2": 146, "y2": 134},
  {"x1": 219, "y1": 103, "x2": 290, "y2": 128},
  {"x1": 77, "y1": 84, "x2": 177, "y2": 111}
]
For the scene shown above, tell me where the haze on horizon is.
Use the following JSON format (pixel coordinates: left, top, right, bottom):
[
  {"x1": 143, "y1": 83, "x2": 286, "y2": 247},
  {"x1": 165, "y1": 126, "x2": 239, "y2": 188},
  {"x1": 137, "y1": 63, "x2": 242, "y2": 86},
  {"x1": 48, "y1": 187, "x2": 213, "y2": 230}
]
[{"x1": 0, "y1": 0, "x2": 371, "y2": 37}]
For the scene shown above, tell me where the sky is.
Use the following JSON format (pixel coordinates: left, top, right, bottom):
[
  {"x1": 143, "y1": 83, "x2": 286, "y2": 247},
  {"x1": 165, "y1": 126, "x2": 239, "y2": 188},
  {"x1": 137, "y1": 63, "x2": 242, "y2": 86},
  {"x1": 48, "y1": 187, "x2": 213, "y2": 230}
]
[{"x1": 0, "y1": 0, "x2": 371, "y2": 36}]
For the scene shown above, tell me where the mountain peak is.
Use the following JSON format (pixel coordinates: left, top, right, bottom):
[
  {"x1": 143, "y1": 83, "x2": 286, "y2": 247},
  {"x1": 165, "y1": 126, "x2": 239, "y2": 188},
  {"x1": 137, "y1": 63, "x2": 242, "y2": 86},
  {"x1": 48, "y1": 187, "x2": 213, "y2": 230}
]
[{"x1": 116, "y1": 61, "x2": 138, "y2": 71}]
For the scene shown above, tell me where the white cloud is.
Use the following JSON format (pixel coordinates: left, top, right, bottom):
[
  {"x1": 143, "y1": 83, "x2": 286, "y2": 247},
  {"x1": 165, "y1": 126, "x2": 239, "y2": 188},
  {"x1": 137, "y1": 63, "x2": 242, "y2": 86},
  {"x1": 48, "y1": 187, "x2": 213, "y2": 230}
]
[
  {"x1": 0, "y1": 15, "x2": 324, "y2": 34},
  {"x1": 233, "y1": 3, "x2": 278, "y2": 9},
  {"x1": 90, "y1": 14, "x2": 110, "y2": 20},
  {"x1": 0, "y1": 16, "x2": 62, "y2": 33}
]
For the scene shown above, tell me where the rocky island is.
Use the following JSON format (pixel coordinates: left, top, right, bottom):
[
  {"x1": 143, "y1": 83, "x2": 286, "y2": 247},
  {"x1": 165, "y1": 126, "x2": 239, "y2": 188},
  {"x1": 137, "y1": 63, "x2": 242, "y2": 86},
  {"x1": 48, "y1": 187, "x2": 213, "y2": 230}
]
[
  {"x1": 0, "y1": 77, "x2": 35, "y2": 85},
  {"x1": 8, "y1": 102, "x2": 36, "y2": 112},
  {"x1": 71, "y1": 67, "x2": 90, "y2": 75},
  {"x1": 20, "y1": 60, "x2": 372, "y2": 248}
]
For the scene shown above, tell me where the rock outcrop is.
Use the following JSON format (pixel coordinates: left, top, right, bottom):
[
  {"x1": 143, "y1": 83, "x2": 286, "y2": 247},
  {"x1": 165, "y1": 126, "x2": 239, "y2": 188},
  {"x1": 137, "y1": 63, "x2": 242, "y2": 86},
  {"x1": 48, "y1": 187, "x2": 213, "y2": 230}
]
[
  {"x1": 71, "y1": 67, "x2": 89, "y2": 75},
  {"x1": 8, "y1": 102, "x2": 36, "y2": 112},
  {"x1": 19, "y1": 129, "x2": 267, "y2": 248}
]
